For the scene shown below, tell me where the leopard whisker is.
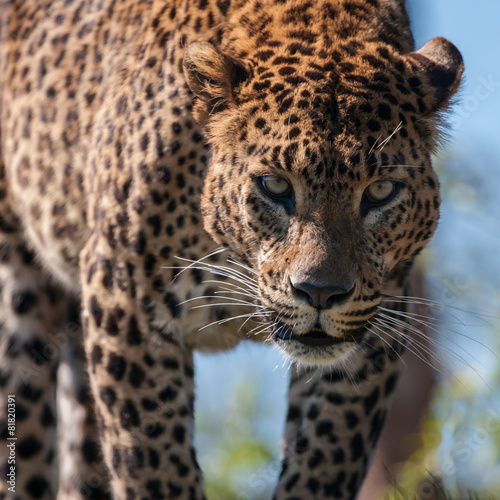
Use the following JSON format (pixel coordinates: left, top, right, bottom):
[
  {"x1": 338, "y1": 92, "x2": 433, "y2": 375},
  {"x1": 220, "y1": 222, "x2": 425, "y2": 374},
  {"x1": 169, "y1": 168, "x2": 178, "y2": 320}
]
[
  {"x1": 169, "y1": 255, "x2": 259, "y2": 288},
  {"x1": 166, "y1": 247, "x2": 227, "y2": 277},
  {"x1": 245, "y1": 317, "x2": 274, "y2": 336},
  {"x1": 180, "y1": 295, "x2": 259, "y2": 307},
  {"x1": 238, "y1": 312, "x2": 262, "y2": 332},
  {"x1": 166, "y1": 264, "x2": 258, "y2": 291},
  {"x1": 198, "y1": 312, "x2": 262, "y2": 331},
  {"x1": 378, "y1": 312, "x2": 451, "y2": 359},
  {"x1": 201, "y1": 279, "x2": 259, "y2": 297},
  {"x1": 372, "y1": 317, "x2": 451, "y2": 378},
  {"x1": 264, "y1": 321, "x2": 286, "y2": 345},
  {"x1": 381, "y1": 294, "x2": 498, "y2": 323},
  {"x1": 336, "y1": 350, "x2": 359, "y2": 390},
  {"x1": 366, "y1": 321, "x2": 407, "y2": 367},
  {"x1": 190, "y1": 299, "x2": 267, "y2": 310},
  {"x1": 190, "y1": 265, "x2": 258, "y2": 289},
  {"x1": 380, "y1": 305, "x2": 474, "y2": 329},
  {"x1": 226, "y1": 257, "x2": 259, "y2": 276},
  {"x1": 376, "y1": 315, "x2": 489, "y2": 388},
  {"x1": 376, "y1": 314, "x2": 449, "y2": 367},
  {"x1": 379, "y1": 306, "x2": 498, "y2": 362},
  {"x1": 214, "y1": 289, "x2": 260, "y2": 301},
  {"x1": 381, "y1": 313, "x2": 491, "y2": 382}
]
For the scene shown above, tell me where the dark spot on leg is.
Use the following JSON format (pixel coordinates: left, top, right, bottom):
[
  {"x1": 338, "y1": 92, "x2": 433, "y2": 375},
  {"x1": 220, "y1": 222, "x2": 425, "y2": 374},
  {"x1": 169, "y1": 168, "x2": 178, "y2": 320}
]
[
  {"x1": 100, "y1": 386, "x2": 116, "y2": 411},
  {"x1": 18, "y1": 436, "x2": 43, "y2": 459},
  {"x1": 120, "y1": 400, "x2": 140, "y2": 429},
  {"x1": 82, "y1": 437, "x2": 100, "y2": 464},
  {"x1": 172, "y1": 423, "x2": 185, "y2": 444},
  {"x1": 106, "y1": 353, "x2": 127, "y2": 381},
  {"x1": 39, "y1": 404, "x2": 55, "y2": 427},
  {"x1": 12, "y1": 290, "x2": 38, "y2": 314},
  {"x1": 90, "y1": 296, "x2": 103, "y2": 327},
  {"x1": 24, "y1": 475, "x2": 51, "y2": 498}
]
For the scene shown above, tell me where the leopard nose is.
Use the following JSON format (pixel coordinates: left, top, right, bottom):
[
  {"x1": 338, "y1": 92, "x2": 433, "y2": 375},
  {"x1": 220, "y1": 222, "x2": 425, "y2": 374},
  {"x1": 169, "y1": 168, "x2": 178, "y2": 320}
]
[{"x1": 291, "y1": 280, "x2": 355, "y2": 309}]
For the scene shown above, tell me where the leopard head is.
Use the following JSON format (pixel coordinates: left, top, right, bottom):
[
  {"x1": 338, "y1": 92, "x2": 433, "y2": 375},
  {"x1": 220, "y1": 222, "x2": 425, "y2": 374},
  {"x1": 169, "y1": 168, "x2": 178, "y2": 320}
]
[{"x1": 183, "y1": 37, "x2": 463, "y2": 365}]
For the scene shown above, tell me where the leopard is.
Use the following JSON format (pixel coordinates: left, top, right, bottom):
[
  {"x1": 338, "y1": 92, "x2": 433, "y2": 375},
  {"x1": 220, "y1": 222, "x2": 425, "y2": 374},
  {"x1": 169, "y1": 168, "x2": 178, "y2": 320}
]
[{"x1": 0, "y1": 0, "x2": 463, "y2": 499}]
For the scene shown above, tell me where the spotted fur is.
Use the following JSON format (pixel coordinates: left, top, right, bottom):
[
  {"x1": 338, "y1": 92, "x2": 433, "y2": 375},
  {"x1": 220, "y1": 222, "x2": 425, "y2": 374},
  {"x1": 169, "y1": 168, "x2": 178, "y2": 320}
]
[{"x1": 0, "y1": 0, "x2": 462, "y2": 499}]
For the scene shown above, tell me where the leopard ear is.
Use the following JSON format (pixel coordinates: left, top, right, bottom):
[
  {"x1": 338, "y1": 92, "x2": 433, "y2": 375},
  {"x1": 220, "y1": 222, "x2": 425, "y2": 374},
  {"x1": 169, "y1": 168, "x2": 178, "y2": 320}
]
[
  {"x1": 183, "y1": 42, "x2": 249, "y2": 124},
  {"x1": 406, "y1": 37, "x2": 464, "y2": 113}
]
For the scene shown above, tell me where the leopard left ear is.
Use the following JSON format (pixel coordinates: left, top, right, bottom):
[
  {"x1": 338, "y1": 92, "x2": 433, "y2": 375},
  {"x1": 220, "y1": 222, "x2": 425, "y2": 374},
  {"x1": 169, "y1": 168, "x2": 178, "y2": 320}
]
[
  {"x1": 406, "y1": 37, "x2": 464, "y2": 113},
  {"x1": 183, "y1": 42, "x2": 249, "y2": 125}
]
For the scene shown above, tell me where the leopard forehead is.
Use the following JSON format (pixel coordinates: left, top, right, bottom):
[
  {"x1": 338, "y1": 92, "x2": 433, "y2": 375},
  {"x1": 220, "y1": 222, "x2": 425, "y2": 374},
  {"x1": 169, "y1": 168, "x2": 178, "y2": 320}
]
[{"x1": 195, "y1": 52, "x2": 447, "y2": 188}]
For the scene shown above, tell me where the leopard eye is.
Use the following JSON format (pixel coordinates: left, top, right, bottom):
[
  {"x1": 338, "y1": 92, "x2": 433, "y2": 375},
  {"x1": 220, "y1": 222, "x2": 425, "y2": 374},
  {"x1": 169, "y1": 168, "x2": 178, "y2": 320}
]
[
  {"x1": 260, "y1": 176, "x2": 293, "y2": 198},
  {"x1": 363, "y1": 181, "x2": 396, "y2": 204}
]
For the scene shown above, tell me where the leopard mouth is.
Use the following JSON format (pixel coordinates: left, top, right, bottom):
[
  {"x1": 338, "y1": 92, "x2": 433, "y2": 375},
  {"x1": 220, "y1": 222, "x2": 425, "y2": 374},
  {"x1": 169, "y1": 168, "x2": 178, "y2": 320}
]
[
  {"x1": 272, "y1": 325, "x2": 361, "y2": 347},
  {"x1": 273, "y1": 328, "x2": 346, "y2": 347}
]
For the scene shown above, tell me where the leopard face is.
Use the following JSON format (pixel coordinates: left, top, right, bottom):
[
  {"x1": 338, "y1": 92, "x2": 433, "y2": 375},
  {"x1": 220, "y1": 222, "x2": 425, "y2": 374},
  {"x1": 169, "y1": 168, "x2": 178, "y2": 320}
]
[{"x1": 184, "y1": 37, "x2": 463, "y2": 365}]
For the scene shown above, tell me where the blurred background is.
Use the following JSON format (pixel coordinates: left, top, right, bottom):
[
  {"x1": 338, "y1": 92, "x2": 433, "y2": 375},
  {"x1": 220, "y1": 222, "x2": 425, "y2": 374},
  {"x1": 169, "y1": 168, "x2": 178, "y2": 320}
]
[{"x1": 194, "y1": 1, "x2": 500, "y2": 498}]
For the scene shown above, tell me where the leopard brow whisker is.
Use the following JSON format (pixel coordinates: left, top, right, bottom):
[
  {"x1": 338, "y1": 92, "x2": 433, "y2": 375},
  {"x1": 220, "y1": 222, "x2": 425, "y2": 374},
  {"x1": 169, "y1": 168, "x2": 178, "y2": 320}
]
[
  {"x1": 377, "y1": 121, "x2": 403, "y2": 151},
  {"x1": 367, "y1": 135, "x2": 382, "y2": 159},
  {"x1": 378, "y1": 163, "x2": 424, "y2": 169}
]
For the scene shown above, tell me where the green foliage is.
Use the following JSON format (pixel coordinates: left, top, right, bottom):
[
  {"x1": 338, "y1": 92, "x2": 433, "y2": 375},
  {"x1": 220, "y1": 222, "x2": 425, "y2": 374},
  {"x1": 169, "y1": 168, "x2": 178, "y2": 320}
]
[
  {"x1": 386, "y1": 334, "x2": 500, "y2": 499},
  {"x1": 197, "y1": 377, "x2": 278, "y2": 500}
]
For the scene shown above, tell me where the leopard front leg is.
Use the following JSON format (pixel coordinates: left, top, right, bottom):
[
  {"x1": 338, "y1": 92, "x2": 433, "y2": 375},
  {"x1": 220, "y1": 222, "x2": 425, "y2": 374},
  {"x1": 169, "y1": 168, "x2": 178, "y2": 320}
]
[
  {"x1": 80, "y1": 236, "x2": 205, "y2": 500},
  {"x1": 0, "y1": 232, "x2": 67, "y2": 499},
  {"x1": 57, "y1": 318, "x2": 111, "y2": 500},
  {"x1": 274, "y1": 345, "x2": 403, "y2": 500}
]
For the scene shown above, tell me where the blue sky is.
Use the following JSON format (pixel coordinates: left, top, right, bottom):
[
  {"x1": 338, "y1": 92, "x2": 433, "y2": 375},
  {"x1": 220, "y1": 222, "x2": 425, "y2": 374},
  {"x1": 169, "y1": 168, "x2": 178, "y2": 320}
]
[
  {"x1": 408, "y1": 0, "x2": 500, "y2": 149},
  {"x1": 405, "y1": 0, "x2": 500, "y2": 300},
  {"x1": 405, "y1": 4, "x2": 500, "y2": 489}
]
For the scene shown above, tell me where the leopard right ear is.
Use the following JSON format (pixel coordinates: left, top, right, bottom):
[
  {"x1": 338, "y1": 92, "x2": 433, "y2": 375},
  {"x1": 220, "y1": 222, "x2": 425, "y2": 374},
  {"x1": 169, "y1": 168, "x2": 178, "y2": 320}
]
[
  {"x1": 405, "y1": 37, "x2": 464, "y2": 113},
  {"x1": 183, "y1": 42, "x2": 249, "y2": 125}
]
